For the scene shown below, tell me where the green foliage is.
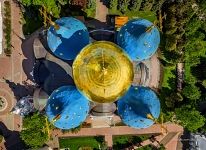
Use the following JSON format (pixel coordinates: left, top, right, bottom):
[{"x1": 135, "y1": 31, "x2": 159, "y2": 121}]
[
  {"x1": 20, "y1": 113, "x2": 48, "y2": 148},
  {"x1": 113, "y1": 135, "x2": 149, "y2": 150},
  {"x1": 84, "y1": 0, "x2": 96, "y2": 18},
  {"x1": 118, "y1": 0, "x2": 130, "y2": 13},
  {"x1": 151, "y1": 0, "x2": 165, "y2": 12},
  {"x1": 202, "y1": 80, "x2": 206, "y2": 88},
  {"x1": 110, "y1": 0, "x2": 118, "y2": 12},
  {"x1": 165, "y1": 92, "x2": 183, "y2": 108},
  {"x1": 100, "y1": 141, "x2": 108, "y2": 150},
  {"x1": 175, "y1": 105, "x2": 205, "y2": 132},
  {"x1": 59, "y1": 136, "x2": 104, "y2": 150},
  {"x1": 109, "y1": 0, "x2": 164, "y2": 13},
  {"x1": 3, "y1": 1, "x2": 11, "y2": 56},
  {"x1": 137, "y1": 144, "x2": 165, "y2": 150},
  {"x1": 140, "y1": 0, "x2": 154, "y2": 11},
  {"x1": 161, "y1": 66, "x2": 176, "y2": 89},
  {"x1": 162, "y1": 1, "x2": 194, "y2": 58},
  {"x1": 109, "y1": 9, "x2": 156, "y2": 22},
  {"x1": 185, "y1": 17, "x2": 202, "y2": 36},
  {"x1": 20, "y1": 0, "x2": 66, "y2": 18},
  {"x1": 159, "y1": 1, "x2": 206, "y2": 133},
  {"x1": 22, "y1": 14, "x2": 43, "y2": 35},
  {"x1": 130, "y1": 0, "x2": 142, "y2": 11},
  {"x1": 86, "y1": 0, "x2": 96, "y2": 9},
  {"x1": 182, "y1": 84, "x2": 201, "y2": 101}
]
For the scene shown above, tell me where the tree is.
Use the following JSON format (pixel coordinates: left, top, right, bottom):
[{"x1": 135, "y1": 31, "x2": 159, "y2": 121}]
[
  {"x1": 20, "y1": 113, "x2": 48, "y2": 148},
  {"x1": 110, "y1": 0, "x2": 118, "y2": 11},
  {"x1": 119, "y1": 0, "x2": 130, "y2": 13},
  {"x1": 182, "y1": 84, "x2": 201, "y2": 100},
  {"x1": 185, "y1": 17, "x2": 202, "y2": 36},
  {"x1": 175, "y1": 105, "x2": 205, "y2": 132},
  {"x1": 130, "y1": 0, "x2": 142, "y2": 11},
  {"x1": 202, "y1": 80, "x2": 206, "y2": 88},
  {"x1": 87, "y1": 0, "x2": 96, "y2": 8},
  {"x1": 165, "y1": 96, "x2": 175, "y2": 108},
  {"x1": 20, "y1": 0, "x2": 63, "y2": 18},
  {"x1": 151, "y1": 0, "x2": 165, "y2": 12},
  {"x1": 171, "y1": 92, "x2": 183, "y2": 102},
  {"x1": 140, "y1": 0, "x2": 154, "y2": 11}
]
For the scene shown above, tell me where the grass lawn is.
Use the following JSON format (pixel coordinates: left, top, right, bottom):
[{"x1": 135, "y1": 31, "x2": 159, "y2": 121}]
[
  {"x1": 113, "y1": 135, "x2": 149, "y2": 150},
  {"x1": 161, "y1": 66, "x2": 176, "y2": 89},
  {"x1": 108, "y1": 10, "x2": 156, "y2": 22},
  {"x1": 59, "y1": 136, "x2": 103, "y2": 150}
]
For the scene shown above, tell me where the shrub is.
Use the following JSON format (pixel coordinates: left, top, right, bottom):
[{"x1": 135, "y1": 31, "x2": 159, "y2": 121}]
[
  {"x1": 140, "y1": 0, "x2": 154, "y2": 11},
  {"x1": 118, "y1": 0, "x2": 130, "y2": 13},
  {"x1": 110, "y1": 0, "x2": 118, "y2": 11},
  {"x1": 84, "y1": 0, "x2": 96, "y2": 18},
  {"x1": 182, "y1": 84, "x2": 201, "y2": 101},
  {"x1": 130, "y1": 0, "x2": 142, "y2": 11},
  {"x1": 202, "y1": 80, "x2": 206, "y2": 88},
  {"x1": 175, "y1": 105, "x2": 205, "y2": 132},
  {"x1": 20, "y1": 113, "x2": 48, "y2": 148}
]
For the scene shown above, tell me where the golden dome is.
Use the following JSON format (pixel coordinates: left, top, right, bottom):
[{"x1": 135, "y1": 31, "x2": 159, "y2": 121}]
[{"x1": 73, "y1": 41, "x2": 134, "y2": 103}]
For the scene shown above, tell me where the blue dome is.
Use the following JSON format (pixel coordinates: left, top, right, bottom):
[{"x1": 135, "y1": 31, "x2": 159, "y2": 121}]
[
  {"x1": 117, "y1": 86, "x2": 160, "y2": 128},
  {"x1": 117, "y1": 19, "x2": 160, "y2": 61},
  {"x1": 47, "y1": 17, "x2": 90, "y2": 60},
  {"x1": 45, "y1": 86, "x2": 90, "y2": 129}
]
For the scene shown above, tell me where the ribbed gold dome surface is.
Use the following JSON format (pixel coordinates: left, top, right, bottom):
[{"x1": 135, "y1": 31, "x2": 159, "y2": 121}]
[{"x1": 73, "y1": 41, "x2": 134, "y2": 103}]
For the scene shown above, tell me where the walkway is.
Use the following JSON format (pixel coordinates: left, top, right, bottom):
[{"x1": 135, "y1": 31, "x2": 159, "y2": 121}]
[
  {"x1": 0, "y1": 0, "x2": 32, "y2": 132},
  {"x1": 0, "y1": 1, "x2": 25, "y2": 148},
  {"x1": 49, "y1": 123, "x2": 183, "y2": 149},
  {"x1": 0, "y1": 1, "x2": 2, "y2": 55},
  {"x1": 144, "y1": 53, "x2": 161, "y2": 89},
  {"x1": 95, "y1": 0, "x2": 108, "y2": 22}
]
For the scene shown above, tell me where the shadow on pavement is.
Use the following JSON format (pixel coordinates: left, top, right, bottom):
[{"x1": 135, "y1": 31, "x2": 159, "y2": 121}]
[
  {"x1": 33, "y1": 59, "x2": 74, "y2": 95},
  {"x1": 86, "y1": 18, "x2": 108, "y2": 29},
  {"x1": 21, "y1": 29, "x2": 40, "y2": 82},
  {"x1": 4, "y1": 78, "x2": 34, "y2": 100},
  {"x1": 180, "y1": 130, "x2": 190, "y2": 150},
  {"x1": 0, "y1": 122, "x2": 27, "y2": 150}
]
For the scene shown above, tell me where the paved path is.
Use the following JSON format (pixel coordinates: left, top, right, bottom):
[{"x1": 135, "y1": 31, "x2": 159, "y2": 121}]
[
  {"x1": 49, "y1": 123, "x2": 183, "y2": 148},
  {"x1": 105, "y1": 135, "x2": 113, "y2": 147},
  {"x1": 95, "y1": 0, "x2": 108, "y2": 22},
  {"x1": 144, "y1": 53, "x2": 161, "y2": 89},
  {"x1": 0, "y1": 1, "x2": 2, "y2": 55},
  {"x1": 0, "y1": 0, "x2": 31, "y2": 132},
  {"x1": 53, "y1": 123, "x2": 183, "y2": 137},
  {"x1": 0, "y1": 1, "x2": 34, "y2": 147}
]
